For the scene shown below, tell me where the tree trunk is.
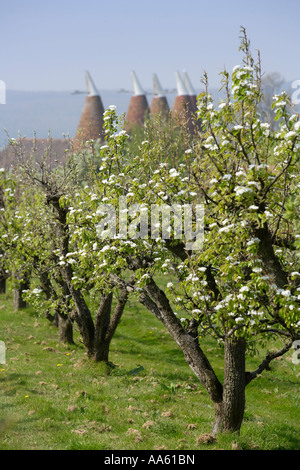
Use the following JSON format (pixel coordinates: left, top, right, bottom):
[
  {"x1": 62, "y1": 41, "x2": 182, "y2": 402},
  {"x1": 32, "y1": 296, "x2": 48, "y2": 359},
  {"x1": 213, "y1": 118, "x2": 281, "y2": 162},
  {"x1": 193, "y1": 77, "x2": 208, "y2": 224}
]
[
  {"x1": 48, "y1": 198, "x2": 128, "y2": 360},
  {"x1": 58, "y1": 314, "x2": 74, "y2": 345},
  {"x1": 140, "y1": 281, "x2": 223, "y2": 405},
  {"x1": 48, "y1": 197, "x2": 96, "y2": 356},
  {"x1": 13, "y1": 287, "x2": 27, "y2": 310},
  {"x1": 256, "y1": 224, "x2": 289, "y2": 288},
  {"x1": 63, "y1": 267, "x2": 95, "y2": 356},
  {"x1": 94, "y1": 289, "x2": 128, "y2": 363},
  {"x1": 13, "y1": 275, "x2": 30, "y2": 310},
  {"x1": 211, "y1": 336, "x2": 246, "y2": 435},
  {"x1": 94, "y1": 292, "x2": 113, "y2": 362},
  {"x1": 0, "y1": 276, "x2": 5, "y2": 294},
  {"x1": 94, "y1": 339, "x2": 110, "y2": 363}
]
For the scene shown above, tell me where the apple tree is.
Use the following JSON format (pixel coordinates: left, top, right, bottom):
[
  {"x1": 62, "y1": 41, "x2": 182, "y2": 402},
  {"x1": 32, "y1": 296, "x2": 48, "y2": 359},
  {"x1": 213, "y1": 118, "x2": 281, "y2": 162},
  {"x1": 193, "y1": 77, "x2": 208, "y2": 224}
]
[{"x1": 87, "y1": 30, "x2": 300, "y2": 435}]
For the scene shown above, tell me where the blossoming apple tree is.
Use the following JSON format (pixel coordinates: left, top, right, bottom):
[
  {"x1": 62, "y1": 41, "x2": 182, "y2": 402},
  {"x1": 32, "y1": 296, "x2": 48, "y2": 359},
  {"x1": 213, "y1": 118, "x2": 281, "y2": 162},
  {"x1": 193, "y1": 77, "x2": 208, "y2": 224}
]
[
  {"x1": 79, "y1": 30, "x2": 300, "y2": 435},
  {"x1": 0, "y1": 138, "x2": 129, "y2": 358},
  {"x1": 1, "y1": 29, "x2": 299, "y2": 437}
]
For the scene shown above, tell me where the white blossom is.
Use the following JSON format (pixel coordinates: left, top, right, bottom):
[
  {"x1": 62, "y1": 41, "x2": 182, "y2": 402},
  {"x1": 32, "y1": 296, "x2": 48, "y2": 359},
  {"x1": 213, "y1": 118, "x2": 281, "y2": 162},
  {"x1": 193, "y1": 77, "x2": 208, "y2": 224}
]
[
  {"x1": 264, "y1": 210, "x2": 273, "y2": 218},
  {"x1": 278, "y1": 101, "x2": 287, "y2": 107},
  {"x1": 234, "y1": 186, "x2": 253, "y2": 196},
  {"x1": 239, "y1": 286, "x2": 250, "y2": 293},
  {"x1": 293, "y1": 121, "x2": 300, "y2": 131},
  {"x1": 247, "y1": 181, "x2": 261, "y2": 190},
  {"x1": 192, "y1": 309, "x2": 202, "y2": 314},
  {"x1": 284, "y1": 131, "x2": 296, "y2": 140},
  {"x1": 252, "y1": 267, "x2": 262, "y2": 273},
  {"x1": 101, "y1": 245, "x2": 110, "y2": 252},
  {"x1": 198, "y1": 267, "x2": 207, "y2": 272},
  {"x1": 32, "y1": 288, "x2": 43, "y2": 295},
  {"x1": 235, "y1": 317, "x2": 244, "y2": 323},
  {"x1": 247, "y1": 238, "x2": 260, "y2": 246},
  {"x1": 169, "y1": 168, "x2": 180, "y2": 177},
  {"x1": 219, "y1": 224, "x2": 235, "y2": 233}
]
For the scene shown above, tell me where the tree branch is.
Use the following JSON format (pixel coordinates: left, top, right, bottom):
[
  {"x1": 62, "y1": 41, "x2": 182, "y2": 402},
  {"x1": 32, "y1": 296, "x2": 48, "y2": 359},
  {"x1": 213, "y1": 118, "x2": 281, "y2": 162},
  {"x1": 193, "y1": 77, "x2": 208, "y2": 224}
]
[
  {"x1": 142, "y1": 277, "x2": 224, "y2": 404},
  {"x1": 245, "y1": 340, "x2": 293, "y2": 385}
]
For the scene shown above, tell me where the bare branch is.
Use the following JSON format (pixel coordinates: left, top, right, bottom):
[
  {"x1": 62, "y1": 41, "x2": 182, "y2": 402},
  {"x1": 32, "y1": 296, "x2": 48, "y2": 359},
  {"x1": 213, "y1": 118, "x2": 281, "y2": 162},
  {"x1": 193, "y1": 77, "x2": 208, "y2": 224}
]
[{"x1": 246, "y1": 340, "x2": 293, "y2": 385}]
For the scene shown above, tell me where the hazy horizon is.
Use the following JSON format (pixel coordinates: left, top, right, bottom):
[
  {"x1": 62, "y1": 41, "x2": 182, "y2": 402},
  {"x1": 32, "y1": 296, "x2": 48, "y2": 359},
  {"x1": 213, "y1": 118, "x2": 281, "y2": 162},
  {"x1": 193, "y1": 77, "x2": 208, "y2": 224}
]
[{"x1": 0, "y1": 87, "x2": 199, "y2": 148}]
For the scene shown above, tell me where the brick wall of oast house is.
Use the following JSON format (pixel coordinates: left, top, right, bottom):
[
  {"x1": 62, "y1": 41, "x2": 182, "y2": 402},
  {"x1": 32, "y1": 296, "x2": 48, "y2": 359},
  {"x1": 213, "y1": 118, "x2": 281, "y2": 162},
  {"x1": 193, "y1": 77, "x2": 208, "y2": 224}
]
[
  {"x1": 74, "y1": 95, "x2": 105, "y2": 149},
  {"x1": 125, "y1": 95, "x2": 149, "y2": 132},
  {"x1": 171, "y1": 94, "x2": 195, "y2": 133},
  {"x1": 189, "y1": 94, "x2": 202, "y2": 131},
  {"x1": 189, "y1": 95, "x2": 198, "y2": 114},
  {"x1": 150, "y1": 96, "x2": 170, "y2": 120}
]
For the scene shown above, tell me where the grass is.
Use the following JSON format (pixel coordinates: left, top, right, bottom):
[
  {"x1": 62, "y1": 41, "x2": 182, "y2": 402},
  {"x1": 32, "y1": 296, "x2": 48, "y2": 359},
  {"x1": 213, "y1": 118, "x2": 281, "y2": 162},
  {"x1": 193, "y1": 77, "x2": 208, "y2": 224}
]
[{"x1": 0, "y1": 288, "x2": 299, "y2": 450}]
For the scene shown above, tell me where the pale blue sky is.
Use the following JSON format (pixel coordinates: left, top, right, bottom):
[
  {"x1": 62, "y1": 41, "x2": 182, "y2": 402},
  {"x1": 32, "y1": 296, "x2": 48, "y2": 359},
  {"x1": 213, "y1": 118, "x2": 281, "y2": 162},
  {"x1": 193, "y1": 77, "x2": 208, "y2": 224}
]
[{"x1": 1, "y1": 0, "x2": 300, "y2": 92}]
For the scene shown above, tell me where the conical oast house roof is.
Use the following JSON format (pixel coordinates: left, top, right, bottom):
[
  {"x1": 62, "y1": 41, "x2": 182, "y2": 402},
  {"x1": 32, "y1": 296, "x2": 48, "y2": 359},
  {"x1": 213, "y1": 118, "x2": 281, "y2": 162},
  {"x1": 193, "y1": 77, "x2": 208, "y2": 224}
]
[
  {"x1": 74, "y1": 71, "x2": 105, "y2": 149},
  {"x1": 125, "y1": 71, "x2": 149, "y2": 132},
  {"x1": 183, "y1": 70, "x2": 197, "y2": 114},
  {"x1": 171, "y1": 71, "x2": 193, "y2": 130},
  {"x1": 150, "y1": 73, "x2": 170, "y2": 120},
  {"x1": 183, "y1": 70, "x2": 201, "y2": 131}
]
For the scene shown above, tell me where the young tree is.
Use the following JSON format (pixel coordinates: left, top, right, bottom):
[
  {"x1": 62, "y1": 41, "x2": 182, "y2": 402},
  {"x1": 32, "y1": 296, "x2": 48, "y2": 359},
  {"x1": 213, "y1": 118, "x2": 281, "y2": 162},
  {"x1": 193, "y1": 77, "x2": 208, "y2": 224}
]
[
  {"x1": 0, "y1": 169, "x2": 31, "y2": 309},
  {"x1": 9, "y1": 135, "x2": 129, "y2": 361},
  {"x1": 89, "y1": 29, "x2": 300, "y2": 435},
  {"x1": 0, "y1": 169, "x2": 75, "y2": 342},
  {"x1": 0, "y1": 169, "x2": 8, "y2": 294}
]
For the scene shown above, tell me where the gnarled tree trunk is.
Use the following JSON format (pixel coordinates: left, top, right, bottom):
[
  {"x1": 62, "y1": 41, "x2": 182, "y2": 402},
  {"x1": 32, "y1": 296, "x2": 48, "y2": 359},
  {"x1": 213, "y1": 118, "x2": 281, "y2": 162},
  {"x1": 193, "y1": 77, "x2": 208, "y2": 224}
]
[
  {"x1": 58, "y1": 313, "x2": 74, "y2": 345},
  {"x1": 140, "y1": 278, "x2": 247, "y2": 435},
  {"x1": 94, "y1": 289, "x2": 128, "y2": 362},
  {"x1": 38, "y1": 270, "x2": 74, "y2": 344},
  {"x1": 48, "y1": 194, "x2": 128, "y2": 362},
  {"x1": 212, "y1": 336, "x2": 246, "y2": 435},
  {"x1": 13, "y1": 273, "x2": 30, "y2": 310}
]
